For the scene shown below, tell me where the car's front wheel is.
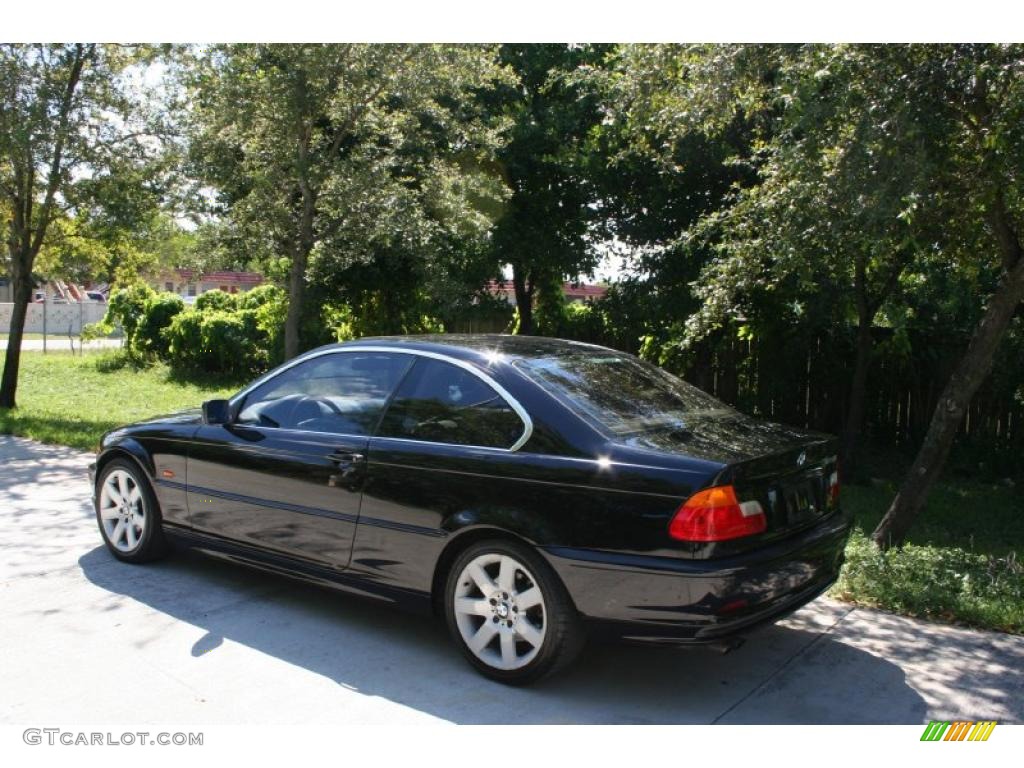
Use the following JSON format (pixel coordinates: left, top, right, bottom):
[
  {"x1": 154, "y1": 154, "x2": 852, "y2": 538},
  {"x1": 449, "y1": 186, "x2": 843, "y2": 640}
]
[
  {"x1": 95, "y1": 459, "x2": 168, "y2": 563},
  {"x1": 444, "y1": 539, "x2": 584, "y2": 685}
]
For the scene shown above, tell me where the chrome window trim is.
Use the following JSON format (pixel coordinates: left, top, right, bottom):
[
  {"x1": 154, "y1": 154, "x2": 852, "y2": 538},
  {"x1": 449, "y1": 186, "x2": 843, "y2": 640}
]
[{"x1": 228, "y1": 346, "x2": 534, "y2": 452}]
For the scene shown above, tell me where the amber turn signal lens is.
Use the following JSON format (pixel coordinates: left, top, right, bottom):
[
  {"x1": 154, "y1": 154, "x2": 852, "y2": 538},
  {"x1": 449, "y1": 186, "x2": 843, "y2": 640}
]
[{"x1": 668, "y1": 484, "x2": 767, "y2": 542}]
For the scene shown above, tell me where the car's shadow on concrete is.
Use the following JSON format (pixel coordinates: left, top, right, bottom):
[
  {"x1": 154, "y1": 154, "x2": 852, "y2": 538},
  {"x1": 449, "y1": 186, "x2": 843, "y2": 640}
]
[{"x1": 77, "y1": 543, "x2": 929, "y2": 724}]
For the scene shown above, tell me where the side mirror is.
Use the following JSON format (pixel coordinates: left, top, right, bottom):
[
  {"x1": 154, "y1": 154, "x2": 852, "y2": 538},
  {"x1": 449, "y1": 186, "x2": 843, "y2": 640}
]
[{"x1": 202, "y1": 399, "x2": 232, "y2": 425}]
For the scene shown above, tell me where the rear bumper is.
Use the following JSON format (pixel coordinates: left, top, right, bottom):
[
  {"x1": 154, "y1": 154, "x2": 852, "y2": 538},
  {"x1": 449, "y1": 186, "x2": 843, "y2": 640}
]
[{"x1": 541, "y1": 507, "x2": 852, "y2": 644}]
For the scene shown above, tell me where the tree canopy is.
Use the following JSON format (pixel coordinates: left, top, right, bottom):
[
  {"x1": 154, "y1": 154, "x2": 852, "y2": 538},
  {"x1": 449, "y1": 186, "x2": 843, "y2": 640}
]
[
  {"x1": 184, "y1": 43, "x2": 512, "y2": 357},
  {"x1": 0, "y1": 43, "x2": 166, "y2": 406},
  {"x1": 3, "y1": 43, "x2": 1023, "y2": 546}
]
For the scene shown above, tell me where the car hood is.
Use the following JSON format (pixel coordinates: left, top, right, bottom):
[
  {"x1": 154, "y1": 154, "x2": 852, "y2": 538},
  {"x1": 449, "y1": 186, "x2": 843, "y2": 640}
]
[
  {"x1": 132, "y1": 407, "x2": 204, "y2": 427},
  {"x1": 100, "y1": 408, "x2": 204, "y2": 451}
]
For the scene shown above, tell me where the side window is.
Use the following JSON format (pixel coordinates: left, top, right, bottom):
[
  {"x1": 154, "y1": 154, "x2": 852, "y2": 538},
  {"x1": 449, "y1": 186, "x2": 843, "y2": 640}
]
[
  {"x1": 376, "y1": 358, "x2": 525, "y2": 449},
  {"x1": 237, "y1": 352, "x2": 412, "y2": 435}
]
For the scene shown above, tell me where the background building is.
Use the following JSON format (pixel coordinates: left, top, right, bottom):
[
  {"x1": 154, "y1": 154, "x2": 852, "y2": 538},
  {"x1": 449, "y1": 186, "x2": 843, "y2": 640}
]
[
  {"x1": 484, "y1": 280, "x2": 607, "y2": 305},
  {"x1": 148, "y1": 269, "x2": 264, "y2": 301}
]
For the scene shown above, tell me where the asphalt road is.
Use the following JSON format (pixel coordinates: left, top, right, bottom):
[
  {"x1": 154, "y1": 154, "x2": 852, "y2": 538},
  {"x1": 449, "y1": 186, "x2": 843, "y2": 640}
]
[{"x1": 1, "y1": 434, "x2": 1022, "y2": 725}]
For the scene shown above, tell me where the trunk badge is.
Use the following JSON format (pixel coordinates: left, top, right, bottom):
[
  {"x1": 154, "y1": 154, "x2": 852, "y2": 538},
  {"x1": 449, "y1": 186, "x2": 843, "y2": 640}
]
[{"x1": 796, "y1": 451, "x2": 807, "y2": 467}]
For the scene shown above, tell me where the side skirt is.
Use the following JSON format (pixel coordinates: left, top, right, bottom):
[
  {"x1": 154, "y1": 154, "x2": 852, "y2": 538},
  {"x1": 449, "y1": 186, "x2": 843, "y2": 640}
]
[{"x1": 162, "y1": 524, "x2": 434, "y2": 616}]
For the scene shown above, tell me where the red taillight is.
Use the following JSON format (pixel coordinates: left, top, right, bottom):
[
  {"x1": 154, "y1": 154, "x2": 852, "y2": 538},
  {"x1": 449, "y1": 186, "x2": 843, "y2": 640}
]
[
  {"x1": 828, "y1": 470, "x2": 840, "y2": 507},
  {"x1": 668, "y1": 484, "x2": 767, "y2": 542}
]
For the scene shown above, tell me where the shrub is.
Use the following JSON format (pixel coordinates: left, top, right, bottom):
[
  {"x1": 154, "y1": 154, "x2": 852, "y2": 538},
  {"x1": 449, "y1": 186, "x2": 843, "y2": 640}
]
[
  {"x1": 325, "y1": 296, "x2": 444, "y2": 340},
  {"x1": 194, "y1": 289, "x2": 237, "y2": 312},
  {"x1": 165, "y1": 307, "x2": 269, "y2": 377},
  {"x1": 103, "y1": 284, "x2": 154, "y2": 350},
  {"x1": 201, "y1": 309, "x2": 264, "y2": 374},
  {"x1": 832, "y1": 529, "x2": 1024, "y2": 633},
  {"x1": 253, "y1": 291, "x2": 288, "y2": 365},
  {"x1": 236, "y1": 284, "x2": 284, "y2": 310},
  {"x1": 559, "y1": 301, "x2": 608, "y2": 342},
  {"x1": 80, "y1": 320, "x2": 115, "y2": 342},
  {"x1": 164, "y1": 310, "x2": 204, "y2": 370},
  {"x1": 136, "y1": 292, "x2": 185, "y2": 358}
]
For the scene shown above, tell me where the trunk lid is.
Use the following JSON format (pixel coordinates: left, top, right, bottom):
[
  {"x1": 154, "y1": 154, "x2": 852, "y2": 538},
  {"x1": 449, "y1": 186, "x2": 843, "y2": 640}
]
[{"x1": 621, "y1": 411, "x2": 839, "y2": 539}]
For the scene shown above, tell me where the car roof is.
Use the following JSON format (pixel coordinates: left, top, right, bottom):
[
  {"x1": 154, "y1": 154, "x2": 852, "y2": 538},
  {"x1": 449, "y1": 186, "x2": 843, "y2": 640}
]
[{"x1": 330, "y1": 334, "x2": 619, "y2": 364}]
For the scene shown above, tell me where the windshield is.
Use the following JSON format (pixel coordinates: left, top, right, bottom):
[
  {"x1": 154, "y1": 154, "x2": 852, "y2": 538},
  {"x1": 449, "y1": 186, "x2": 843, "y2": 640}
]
[{"x1": 514, "y1": 350, "x2": 735, "y2": 436}]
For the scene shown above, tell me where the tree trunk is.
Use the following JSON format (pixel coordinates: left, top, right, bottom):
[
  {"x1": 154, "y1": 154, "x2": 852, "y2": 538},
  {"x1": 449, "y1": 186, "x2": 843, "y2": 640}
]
[
  {"x1": 283, "y1": 170, "x2": 316, "y2": 360},
  {"x1": 840, "y1": 315, "x2": 873, "y2": 478},
  {"x1": 872, "y1": 247, "x2": 1024, "y2": 549},
  {"x1": 0, "y1": 45, "x2": 87, "y2": 408},
  {"x1": 0, "y1": 255, "x2": 33, "y2": 409},
  {"x1": 691, "y1": 338, "x2": 714, "y2": 395},
  {"x1": 283, "y1": 246, "x2": 306, "y2": 361},
  {"x1": 512, "y1": 265, "x2": 534, "y2": 335}
]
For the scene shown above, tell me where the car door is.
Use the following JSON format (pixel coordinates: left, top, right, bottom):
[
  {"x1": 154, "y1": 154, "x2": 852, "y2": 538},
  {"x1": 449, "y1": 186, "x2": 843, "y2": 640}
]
[
  {"x1": 353, "y1": 356, "x2": 532, "y2": 590},
  {"x1": 186, "y1": 350, "x2": 414, "y2": 569}
]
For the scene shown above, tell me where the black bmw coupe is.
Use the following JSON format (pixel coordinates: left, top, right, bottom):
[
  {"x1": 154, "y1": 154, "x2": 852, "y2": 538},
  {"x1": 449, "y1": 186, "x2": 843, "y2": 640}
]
[{"x1": 90, "y1": 335, "x2": 851, "y2": 684}]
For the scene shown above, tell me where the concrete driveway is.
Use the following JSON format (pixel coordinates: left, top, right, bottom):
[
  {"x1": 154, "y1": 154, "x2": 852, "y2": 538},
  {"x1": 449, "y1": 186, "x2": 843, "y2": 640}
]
[{"x1": 1, "y1": 434, "x2": 1022, "y2": 725}]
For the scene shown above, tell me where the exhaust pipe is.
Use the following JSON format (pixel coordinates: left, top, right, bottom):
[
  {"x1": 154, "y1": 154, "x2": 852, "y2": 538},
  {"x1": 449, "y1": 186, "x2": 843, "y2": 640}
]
[{"x1": 708, "y1": 636, "x2": 746, "y2": 654}]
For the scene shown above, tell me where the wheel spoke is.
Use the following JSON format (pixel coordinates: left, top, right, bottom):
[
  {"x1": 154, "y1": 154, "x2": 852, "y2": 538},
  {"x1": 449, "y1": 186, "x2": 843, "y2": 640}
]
[
  {"x1": 497, "y1": 556, "x2": 516, "y2": 593},
  {"x1": 104, "y1": 484, "x2": 123, "y2": 507},
  {"x1": 515, "y1": 618, "x2": 543, "y2": 647},
  {"x1": 110, "y1": 520, "x2": 125, "y2": 546},
  {"x1": 455, "y1": 597, "x2": 491, "y2": 617},
  {"x1": 468, "y1": 621, "x2": 497, "y2": 653},
  {"x1": 128, "y1": 487, "x2": 142, "y2": 507},
  {"x1": 467, "y1": 561, "x2": 497, "y2": 595},
  {"x1": 125, "y1": 522, "x2": 138, "y2": 548},
  {"x1": 99, "y1": 505, "x2": 120, "y2": 520},
  {"x1": 516, "y1": 586, "x2": 542, "y2": 610},
  {"x1": 117, "y1": 473, "x2": 130, "y2": 501},
  {"x1": 500, "y1": 631, "x2": 517, "y2": 667}
]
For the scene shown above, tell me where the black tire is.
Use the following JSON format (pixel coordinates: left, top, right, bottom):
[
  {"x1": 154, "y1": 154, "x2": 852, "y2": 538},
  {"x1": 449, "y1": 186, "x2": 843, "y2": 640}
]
[
  {"x1": 94, "y1": 458, "x2": 169, "y2": 564},
  {"x1": 444, "y1": 538, "x2": 585, "y2": 685}
]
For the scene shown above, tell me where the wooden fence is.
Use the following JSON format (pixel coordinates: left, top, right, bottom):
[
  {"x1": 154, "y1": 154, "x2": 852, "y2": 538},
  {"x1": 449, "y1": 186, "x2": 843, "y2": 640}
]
[{"x1": 678, "y1": 327, "x2": 1023, "y2": 457}]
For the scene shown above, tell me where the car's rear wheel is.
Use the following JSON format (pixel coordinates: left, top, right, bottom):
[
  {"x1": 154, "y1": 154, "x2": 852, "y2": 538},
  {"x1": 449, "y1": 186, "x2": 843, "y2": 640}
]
[
  {"x1": 95, "y1": 459, "x2": 168, "y2": 563},
  {"x1": 444, "y1": 539, "x2": 584, "y2": 685}
]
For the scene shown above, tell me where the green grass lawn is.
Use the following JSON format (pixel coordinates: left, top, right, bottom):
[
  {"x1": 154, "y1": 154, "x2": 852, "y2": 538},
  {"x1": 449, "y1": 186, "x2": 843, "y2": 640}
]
[
  {"x1": 831, "y1": 481, "x2": 1023, "y2": 634},
  {"x1": 1, "y1": 349, "x2": 1021, "y2": 634},
  {"x1": 0, "y1": 351, "x2": 240, "y2": 451}
]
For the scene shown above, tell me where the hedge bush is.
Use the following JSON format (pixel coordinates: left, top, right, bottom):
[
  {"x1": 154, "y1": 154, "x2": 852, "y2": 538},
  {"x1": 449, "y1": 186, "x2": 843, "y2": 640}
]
[
  {"x1": 164, "y1": 308, "x2": 269, "y2": 377},
  {"x1": 103, "y1": 284, "x2": 155, "y2": 349},
  {"x1": 194, "y1": 289, "x2": 237, "y2": 313},
  {"x1": 135, "y1": 292, "x2": 185, "y2": 358},
  {"x1": 236, "y1": 284, "x2": 282, "y2": 310},
  {"x1": 103, "y1": 282, "x2": 286, "y2": 377}
]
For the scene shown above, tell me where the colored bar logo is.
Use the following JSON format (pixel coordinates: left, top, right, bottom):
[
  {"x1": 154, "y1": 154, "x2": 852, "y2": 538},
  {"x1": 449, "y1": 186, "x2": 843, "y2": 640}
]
[{"x1": 920, "y1": 721, "x2": 997, "y2": 741}]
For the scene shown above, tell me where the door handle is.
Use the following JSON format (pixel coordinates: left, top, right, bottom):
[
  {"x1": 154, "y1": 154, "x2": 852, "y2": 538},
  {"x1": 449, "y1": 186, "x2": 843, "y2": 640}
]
[
  {"x1": 328, "y1": 451, "x2": 365, "y2": 465},
  {"x1": 327, "y1": 451, "x2": 366, "y2": 488}
]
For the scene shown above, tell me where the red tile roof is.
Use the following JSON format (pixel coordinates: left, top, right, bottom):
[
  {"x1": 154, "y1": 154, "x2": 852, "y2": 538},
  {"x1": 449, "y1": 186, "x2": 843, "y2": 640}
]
[{"x1": 174, "y1": 269, "x2": 264, "y2": 285}]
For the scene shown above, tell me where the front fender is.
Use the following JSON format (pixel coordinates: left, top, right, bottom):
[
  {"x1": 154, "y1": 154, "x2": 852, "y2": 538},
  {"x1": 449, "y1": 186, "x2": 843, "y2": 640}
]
[{"x1": 95, "y1": 436, "x2": 156, "y2": 480}]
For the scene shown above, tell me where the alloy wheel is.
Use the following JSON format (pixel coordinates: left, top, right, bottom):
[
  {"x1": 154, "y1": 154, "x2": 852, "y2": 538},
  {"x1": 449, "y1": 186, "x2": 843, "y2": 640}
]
[
  {"x1": 98, "y1": 469, "x2": 147, "y2": 553},
  {"x1": 453, "y1": 552, "x2": 547, "y2": 671}
]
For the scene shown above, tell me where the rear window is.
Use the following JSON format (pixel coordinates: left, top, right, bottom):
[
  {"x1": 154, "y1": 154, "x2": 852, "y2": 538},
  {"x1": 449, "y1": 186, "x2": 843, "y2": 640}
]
[{"x1": 515, "y1": 351, "x2": 733, "y2": 437}]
